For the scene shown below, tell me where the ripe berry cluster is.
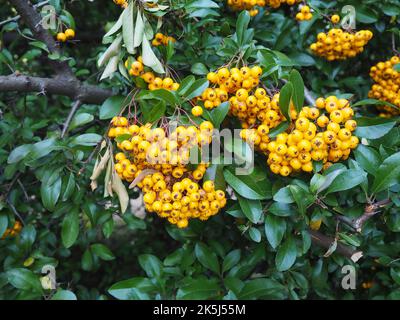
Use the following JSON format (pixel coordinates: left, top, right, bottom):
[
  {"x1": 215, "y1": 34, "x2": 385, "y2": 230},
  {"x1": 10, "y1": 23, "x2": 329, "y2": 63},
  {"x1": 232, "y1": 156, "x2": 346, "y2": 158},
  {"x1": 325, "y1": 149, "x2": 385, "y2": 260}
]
[
  {"x1": 296, "y1": 5, "x2": 313, "y2": 21},
  {"x1": 108, "y1": 118, "x2": 226, "y2": 227},
  {"x1": 113, "y1": 0, "x2": 128, "y2": 8},
  {"x1": 310, "y1": 29, "x2": 373, "y2": 61},
  {"x1": 191, "y1": 66, "x2": 262, "y2": 116},
  {"x1": 56, "y1": 29, "x2": 75, "y2": 42},
  {"x1": 1, "y1": 221, "x2": 22, "y2": 239},
  {"x1": 266, "y1": 0, "x2": 300, "y2": 9},
  {"x1": 227, "y1": 0, "x2": 266, "y2": 17},
  {"x1": 125, "y1": 56, "x2": 180, "y2": 91},
  {"x1": 152, "y1": 33, "x2": 176, "y2": 46},
  {"x1": 242, "y1": 96, "x2": 359, "y2": 176},
  {"x1": 368, "y1": 56, "x2": 400, "y2": 116}
]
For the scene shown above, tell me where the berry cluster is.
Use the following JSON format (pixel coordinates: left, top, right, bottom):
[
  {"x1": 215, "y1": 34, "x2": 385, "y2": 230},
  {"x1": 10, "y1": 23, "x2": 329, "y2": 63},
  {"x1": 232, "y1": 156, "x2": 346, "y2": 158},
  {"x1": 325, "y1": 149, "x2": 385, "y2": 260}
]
[
  {"x1": 125, "y1": 56, "x2": 180, "y2": 91},
  {"x1": 56, "y1": 29, "x2": 75, "y2": 43},
  {"x1": 296, "y1": 5, "x2": 313, "y2": 21},
  {"x1": 226, "y1": 0, "x2": 266, "y2": 16},
  {"x1": 242, "y1": 96, "x2": 359, "y2": 176},
  {"x1": 108, "y1": 118, "x2": 226, "y2": 227},
  {"x1": 1, "y1": 221, "x2": 22, "y2": 239},
  {"x1": 368, "y1": 56, "x2": 400, "y2": 116},
  {"x1": 310, "y1": 29, "x2": 373, "y2": 61},
  {"x1": 193, "y1": 66, "x2": 262, "y2": 116},
  {"x1": 113, "y1": 0, "x2": 128, "y2": 8},
  {"x1": 266, "y1": 0, "x2": 300, "y2": 9},
  {"x1": 152, "y1": 33, "x2": 176, "y2": 46}
]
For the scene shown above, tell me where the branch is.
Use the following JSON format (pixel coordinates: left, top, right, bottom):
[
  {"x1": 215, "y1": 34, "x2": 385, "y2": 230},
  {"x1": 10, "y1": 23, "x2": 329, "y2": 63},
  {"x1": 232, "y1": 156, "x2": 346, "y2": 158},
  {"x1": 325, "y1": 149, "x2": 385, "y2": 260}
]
[
  {"x1": 309, "y1": 230, "x2": 363, "y2": 263},
  {"x1": 61, "y1": 100, "x2": 82, "y2": 138},
  {"x1": 336, "y1": 199, "x2": 392, "y2": 233},
  {"x1": 304, "y1": 86, "x2": 316, "y2": 106},
  {"x1": 9, "y1": 0, "x2": 73, "y2": 78},
  {"x1": 0, "y1": 74, "x2": 112, "y2": 104}
]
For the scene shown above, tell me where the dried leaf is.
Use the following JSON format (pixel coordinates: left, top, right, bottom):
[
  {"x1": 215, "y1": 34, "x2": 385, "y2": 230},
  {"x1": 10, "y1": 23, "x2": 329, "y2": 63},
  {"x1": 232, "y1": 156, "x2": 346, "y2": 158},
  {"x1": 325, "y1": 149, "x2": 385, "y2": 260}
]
[
  {"x1": 112, "y1": 171, "x2": 129, "y2": 213},
  {"x1": 90, "y1": 148, "x2": 110, "y2": 181},
  {"x1": 129, "y1": 169, "x2": 157, "y2": 189}
]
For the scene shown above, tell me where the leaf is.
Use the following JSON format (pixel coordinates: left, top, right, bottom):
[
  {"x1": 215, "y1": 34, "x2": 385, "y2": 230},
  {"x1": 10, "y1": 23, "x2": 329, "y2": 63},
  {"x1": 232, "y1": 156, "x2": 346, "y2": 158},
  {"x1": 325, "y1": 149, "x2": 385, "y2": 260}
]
[
  {"x1": 355, "y1": 117, "x2": 397, "y2": 140},
  {"x1": 41, "y1": 175, "x2": 62, "y2": 212},
  {"x1": 275, "y1": 235, "x2": 297, "y2": 272},
  {"x1": 98, "y1": 35, "x2": 122, "y2": 67},
  {"x1": 352, "y1": 98, "x2": 399, "y2": 110},
  {"x1": 91, "y1": 243, "x2": 115, "y2": 261},
  {"x1": 100, "y1": 55, "x2": 119, "y2": 80},
  {"x1": 142, "y1": 36, "x2": 164, "y2": 74},
  {"x1": 289, "y1": 185, "x2": 315, "y2": 215},
  {"x1": 177, "y1": 75, "x2": 196, "y2": 95},
  {"x1": 238, "y1": 278, "x2": 286, "y2": 300},
  {"x1": 191, "y1": 62, "x2": 208, "y2": 75},
  {"x1": 371, "y1": 152, "x2": 400, "y2": 194},
  {"x1": 100, "y1": 96, "x2": 126, "y2": 120},
  {"x1": 122, "y1": 2, "x2": 135, "y2": 54},
  {"x1": 325, "y1": 169, "x2": 367, "y2": 194},
  {"x1": 104, "y1": 12, "x2": 124, "y2": 38},
  {"x1": 223, "y1": 167, "x2": 270, "y2": 200},
  {"x1": 184, "y1": 79, "x2": 209, "y2": 100},
  {"x1": 69, "y1": 113, "x2": 94, "y2": 130},
  {"x1": 249, "y1": 227, "x2": 261, "y2": 242},
  {"x1": 176, "y1": 278, "x2": 220, "y2": 300},
  {"x1": 51, "y1": 290, "x2": 77, "y2": 300},
  {"x1": 141, "y1": 88, "x2": 180, "y2": 105},
  {"x1": 111, "y1": 171, "x2": 129, "y2": 213},
  {"x1": 7, "y1": 268, "x2": 42, "y2": 293},
  {"x1": 279, "y1": 82, "x2": 293, "y2": 121},
  {"x1": 273, "y1": 186, "x2": 294, "y2": 204},
  {"x1": 195, "y1": 242, "x2": 220, "y2": 274},
  {"x1": 61, "y1": 210, "x2": 79, "y2": 248},
  {"x1": 222, "y1": 249, "x2": 241, "y2": 273},
  {"x1": 71, "y1": 133, "x2": 102, "y2": 146},
  {"x1": 289, "y1": 70, "x2": 304, "y2": 113},
  {"x1": 237, "y1": 194, "x2": 263, "y2": 223},
  {"x1": 141, "y1": 100, "x2": 166, "y2": 122},
  {"x1": 353, "y1": 145, "x2": 381, "y2": 176},
  {"x1": 133, "y1": 11, "x2": 144, "y2": 48},
  {"x1": 236, "y1": 10, "x2": 250, "y2": 46},
  {"x1": 7, "y1": 144, "x2": 32, "y2": 164},
  {"x1": 138, "y1": 254, "x2": 163, "y2": 278},
  {"x1": 108, "y1": 277, "x2": 155, "y2": 300},
  {"x1": 202, "y1": 101, "x2": 229, "y2": 128},
  {"x1": 265, "y1": 214, "x2": 286, "y2": 249},
  {"x1": 0, "y1": 213, "x2": 8, "y2": 238}
]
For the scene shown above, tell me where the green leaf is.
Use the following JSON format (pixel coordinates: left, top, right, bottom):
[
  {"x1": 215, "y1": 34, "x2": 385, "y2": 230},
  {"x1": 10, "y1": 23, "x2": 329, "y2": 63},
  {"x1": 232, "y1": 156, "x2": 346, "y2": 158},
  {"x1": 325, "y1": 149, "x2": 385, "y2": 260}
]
[
  {"x1": 176, "y1": 278, "x2": 220, "y2": 300},
  {"x1": 62, "y1": 173, "x2": 76, "y2": 201},
  {"x1": 237, "y1": 194, "x2": 263, "y2": 223},
  {"x1": 222, "y1": 249, "x2": 241, "y2": 273},
  {"x1": 236, "y1": 10, "x2": 250, "y2": 46},
  {"x1": 289, "y1": 185, "x2": 315, "y2": 215},
  {"x1": 355, "y1": 117, "x2": 397, "y2": 140},
  {"x1": 195, "y1": 242, "x2": 220, "y2": 274},
  {"x1": 238, "y1": 278, "x2": 286, "y2": 299},
  {"x1": 184, "y1": 79, "x2": 209, "y2": 100},
  {"x1": 177, "y1": 75, "x2": 196, "y2": 95},
  {"x1": 264, "y1": 214, "x2": 286, "y2": 249},
  {"x1": 249, "y1": 227, "x2": 261, "y2": 243},
  {"x1": 141, "y1": 100, "x2": 166, "y2": 122},
  {"x1": 51, "y1": 290, "x2": 77, "y2": 300},
  {"x1": 61, "y1": 210, "x2": 79, "y2": 248},
  {"x1": 268, "y1": 202, "x2": 296, "y2": 217},
  {"x1": 191, "y1": 62, "x2": 208, "y2": 75},
  {"x1": 91, "y1": 243, "x2": 115, "y2": 261},
  {"x1": 273, "y1": 186, "x2": 294, "y2": 203},
  {"x1": 353, "y1": 145, "x2": 381, "y2": 176},
  {"x1": 289, "y1": 70, "x2": 304, "y2": 113},
  {"x1": 326, "y1": 169, "x2": 367, "y2": 194},
  {"x1": 7, "y1": 268, "x2": 42, "y2": 293},
  {"x1": 108, "y1": 277, "x2": 155, "y2": 300},
  {"x1": 41, "y1": 175, "x2": 62, "y2": 212},
  {"x1": 99, "y1": 96, "x2": 126, "y2": 120},
  {"x1": 138, "y1": 254, "x2": 163, "y2": 278},
  {"x1": 371, "y1": 152, "x2": 400, "y2": 194},
  {"x1": 0, "y1": 213, "x2": 9, "y2": 238},
  {"x1": 202, "y1": 101, "x2": 229, "y2": 128},
  {"x1": 141, "y1": 88, "x2": 180, "y2": 105},
  {"x1": 223, "y1": 167, "x2": 270, "y2": 200},
  {"x1": 7, "y1": 144, "x2": 32, "y2": 164},
  {"x1": 70, "y1": 113, "x2": 94, "y2": 130},
  {"x1": 275, "y1": 235, "x2": 297, "y2": 272},
  {"x1": 279, "y1": 82, "x2": 293, "y2": 121},
  {"x1": 352, "y1": 98, "x2": 399, "y2": 110},
  {"x1": 71, "y1": 134, "x2": 102, "y2": 146}
]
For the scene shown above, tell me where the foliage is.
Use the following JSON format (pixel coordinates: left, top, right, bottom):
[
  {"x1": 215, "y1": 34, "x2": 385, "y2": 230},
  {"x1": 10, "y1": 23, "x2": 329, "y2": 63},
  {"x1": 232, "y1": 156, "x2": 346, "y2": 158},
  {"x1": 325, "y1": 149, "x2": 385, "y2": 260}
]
[{"x1": 0, "y1": 0, "x2": 400, "y2": 300}]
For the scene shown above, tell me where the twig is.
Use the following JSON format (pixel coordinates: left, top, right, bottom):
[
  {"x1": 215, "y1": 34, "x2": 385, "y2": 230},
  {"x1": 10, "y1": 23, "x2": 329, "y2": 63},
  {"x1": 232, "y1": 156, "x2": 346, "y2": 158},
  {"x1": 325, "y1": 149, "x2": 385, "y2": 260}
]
[
  {"x1": 309, "y1": 230, "x2": 363, "y2": 262},
  {"x1": 0, "y1": 74, "x2": 112, "y2": 104},
  {"x1": 61, "y1": 100, "x2": 82, "y2": 138}
]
